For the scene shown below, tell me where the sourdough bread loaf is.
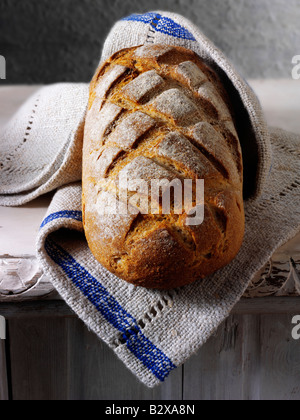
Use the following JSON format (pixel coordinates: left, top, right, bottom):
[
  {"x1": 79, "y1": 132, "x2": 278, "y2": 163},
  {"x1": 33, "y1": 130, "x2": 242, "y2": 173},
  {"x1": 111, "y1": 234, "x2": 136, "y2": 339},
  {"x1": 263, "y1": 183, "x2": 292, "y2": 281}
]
[{"x1": 82, "y1": 44, "x2": 245, "y2": 290}]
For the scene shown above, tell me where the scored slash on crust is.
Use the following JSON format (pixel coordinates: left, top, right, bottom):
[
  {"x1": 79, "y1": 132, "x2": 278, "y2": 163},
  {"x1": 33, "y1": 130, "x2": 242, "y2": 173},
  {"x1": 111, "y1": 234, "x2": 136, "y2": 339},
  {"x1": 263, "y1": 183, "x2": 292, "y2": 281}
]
[{"x1": 82, "y1": 44, "x2": 245, "y2": 289}]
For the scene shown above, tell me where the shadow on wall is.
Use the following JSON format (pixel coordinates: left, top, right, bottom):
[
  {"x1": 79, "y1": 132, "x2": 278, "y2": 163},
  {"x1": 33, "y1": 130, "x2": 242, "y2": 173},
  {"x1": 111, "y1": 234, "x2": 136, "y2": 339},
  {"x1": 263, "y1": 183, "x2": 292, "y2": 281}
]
[{"x1": 0, "y1": 0, "x2": 299, "y2": 84}]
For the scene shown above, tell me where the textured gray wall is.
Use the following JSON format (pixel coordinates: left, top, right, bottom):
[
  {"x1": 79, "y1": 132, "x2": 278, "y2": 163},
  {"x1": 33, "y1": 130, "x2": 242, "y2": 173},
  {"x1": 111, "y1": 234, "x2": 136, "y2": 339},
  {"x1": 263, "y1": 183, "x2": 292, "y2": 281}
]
[{"x1": 1, "y1": 0, "x2": 299, "y2": 84}]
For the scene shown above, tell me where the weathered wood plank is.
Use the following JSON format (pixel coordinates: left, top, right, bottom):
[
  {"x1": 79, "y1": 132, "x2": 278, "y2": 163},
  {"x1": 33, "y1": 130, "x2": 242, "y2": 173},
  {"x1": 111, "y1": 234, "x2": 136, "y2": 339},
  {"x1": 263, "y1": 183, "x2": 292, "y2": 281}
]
[
  {"x1": 182, "y1": 315, "x2": 263, "y2": 400},
  {"x1": 1, "y1": 297, "x2": 300, "y2": 320},
  {"x1": 0, "y1": 301, "x2": 75, "y2": 319},
  {"x1": 66, "y1": 318, "x2": 182, "y2": 400},
  {"x1": 183, "y1": 315, "x2": 245, "y2": 400},
  {"x1": 183, "y1": 312, "x2": 300, "y2": 400},
  {"x1": 8, "y1": 317, "x2": 70, "y2": 400},
  {"x1": 239, "y1": 315, "x2": 262, "y2": 400},
  {"x1": 232, "y1": 297, "x2": 300, "y2": 315},
  {"x1": 2, "y1": 300, "x2": 300, "y2": 400},
  {"x1": 6, "y1": 315, "x2": 182, "y2": 400},
  {"x1": 245, "y1": 239, "x2": 300, "y2": 298},
  {"x1": 259, "y1": 314, "x2": 300, "y2": 400}
]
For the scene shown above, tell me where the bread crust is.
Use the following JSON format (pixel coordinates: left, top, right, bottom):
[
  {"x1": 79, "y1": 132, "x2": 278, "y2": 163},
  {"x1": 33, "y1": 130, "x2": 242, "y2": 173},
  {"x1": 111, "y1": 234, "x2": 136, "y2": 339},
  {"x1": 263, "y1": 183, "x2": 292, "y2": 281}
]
[{"x1": 82, "y1": 44, "x2": 245, "y2": 290}]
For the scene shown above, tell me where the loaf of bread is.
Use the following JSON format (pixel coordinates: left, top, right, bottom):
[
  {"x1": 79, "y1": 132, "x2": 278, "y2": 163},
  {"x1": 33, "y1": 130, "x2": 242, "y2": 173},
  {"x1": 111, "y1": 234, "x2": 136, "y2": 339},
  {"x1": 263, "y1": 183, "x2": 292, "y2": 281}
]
[{"x1": 82, "y1": 44, "x2": 245, "y2": 290}]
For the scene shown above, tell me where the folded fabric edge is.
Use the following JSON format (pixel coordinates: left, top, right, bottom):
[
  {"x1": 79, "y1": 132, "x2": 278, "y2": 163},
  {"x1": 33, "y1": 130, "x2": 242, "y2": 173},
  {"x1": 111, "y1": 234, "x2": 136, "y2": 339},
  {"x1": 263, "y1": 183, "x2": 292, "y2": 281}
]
[
  {"x1": 101, "y1": 10, "x2": 271, "y2": 200},
  {"x1": 35, "y1": 211, "x2": 255, "y2": 389},
  {"x1": 0, "y1": 83, "x2": 89, "y2": 207},
  {"x1": 36, "y1": 204, "x2": 177, "y2": 388}
]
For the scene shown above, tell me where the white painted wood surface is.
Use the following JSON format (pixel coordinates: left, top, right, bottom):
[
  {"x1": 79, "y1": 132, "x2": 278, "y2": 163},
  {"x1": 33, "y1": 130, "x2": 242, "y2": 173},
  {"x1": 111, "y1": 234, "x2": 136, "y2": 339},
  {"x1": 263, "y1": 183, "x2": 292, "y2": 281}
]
[
  {"x1": 0, "y1": 82, "x2": 299, "y2": 301},
  {"x1": 249, "y1": 79, "x2": 300, "y2": 135}
]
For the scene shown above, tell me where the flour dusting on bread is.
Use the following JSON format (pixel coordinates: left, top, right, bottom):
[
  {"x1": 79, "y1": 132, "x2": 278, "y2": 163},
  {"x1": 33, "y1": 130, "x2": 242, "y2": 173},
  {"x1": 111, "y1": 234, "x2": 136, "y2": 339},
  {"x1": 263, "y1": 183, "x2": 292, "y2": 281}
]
[{"x1": 83, "y1": 44, "x2": 245, "y2": 290}]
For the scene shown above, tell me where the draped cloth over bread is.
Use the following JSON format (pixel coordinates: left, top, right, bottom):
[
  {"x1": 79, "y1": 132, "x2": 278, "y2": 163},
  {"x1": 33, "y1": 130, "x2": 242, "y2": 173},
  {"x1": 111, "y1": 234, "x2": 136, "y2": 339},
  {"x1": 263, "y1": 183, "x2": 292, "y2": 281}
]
[{"x1": 0, "y1": 11, "x2": 299, "y2": 388}]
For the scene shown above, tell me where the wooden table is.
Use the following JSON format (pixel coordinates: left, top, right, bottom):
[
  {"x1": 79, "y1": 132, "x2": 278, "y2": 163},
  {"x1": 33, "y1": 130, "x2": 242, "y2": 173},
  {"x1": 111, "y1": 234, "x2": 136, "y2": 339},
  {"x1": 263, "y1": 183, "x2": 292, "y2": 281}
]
[{"x1": 0, "y1": 83, "x2": 300, "y2": 400}]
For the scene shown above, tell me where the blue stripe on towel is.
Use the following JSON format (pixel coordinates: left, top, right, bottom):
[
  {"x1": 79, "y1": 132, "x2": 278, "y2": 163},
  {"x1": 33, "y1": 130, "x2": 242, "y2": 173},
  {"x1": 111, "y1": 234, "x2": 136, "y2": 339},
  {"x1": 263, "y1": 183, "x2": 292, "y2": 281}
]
[
  {"x1": 44, "y1": 237, "x2": 176, "y2": 382},
  {"x1": 40, "y1": 210, "x2": 83, "y2": 229},
  {"x1": 123, "y1": 12, "x2": 196, "y2": 41}
]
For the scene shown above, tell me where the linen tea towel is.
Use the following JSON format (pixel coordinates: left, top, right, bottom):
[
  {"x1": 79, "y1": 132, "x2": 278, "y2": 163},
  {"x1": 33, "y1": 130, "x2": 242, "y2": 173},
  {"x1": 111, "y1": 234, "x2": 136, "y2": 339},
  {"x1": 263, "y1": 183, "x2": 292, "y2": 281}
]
[
  {"x1": 1, "y1": 11, "x2": 300, "y2": 388},
  {"x1": 36, "y1": 126, "x2": 300, "y2": 388}
]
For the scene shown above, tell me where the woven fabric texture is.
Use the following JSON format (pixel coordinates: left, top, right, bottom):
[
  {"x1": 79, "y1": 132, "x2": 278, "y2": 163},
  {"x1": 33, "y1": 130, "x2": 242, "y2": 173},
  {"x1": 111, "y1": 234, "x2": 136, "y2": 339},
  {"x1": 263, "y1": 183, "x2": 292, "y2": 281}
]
[{"x1": 0, "y1": 12, "x2": 299, "y2": 387}]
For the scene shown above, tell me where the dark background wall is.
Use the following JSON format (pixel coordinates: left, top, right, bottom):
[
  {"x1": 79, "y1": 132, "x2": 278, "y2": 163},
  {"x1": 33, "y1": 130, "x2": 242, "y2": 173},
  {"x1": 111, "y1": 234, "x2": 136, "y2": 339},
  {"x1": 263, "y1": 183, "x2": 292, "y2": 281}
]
[{"x1": 0, "y1": 0, "x2": 299, "y2": 84}]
